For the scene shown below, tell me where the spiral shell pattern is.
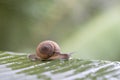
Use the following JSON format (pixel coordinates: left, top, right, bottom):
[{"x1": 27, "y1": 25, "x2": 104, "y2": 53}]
[{"x1": 36, "y1": 40, "x2": 61, "y2": 59}]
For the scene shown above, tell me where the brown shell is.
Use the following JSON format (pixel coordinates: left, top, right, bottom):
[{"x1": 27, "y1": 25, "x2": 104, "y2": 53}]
[
  {"x1": 28, "y1": 40, "x2": 70, "y2": 61},
  {"x1": 36, "y1": 40, "x2": 61, "y2": 59}
]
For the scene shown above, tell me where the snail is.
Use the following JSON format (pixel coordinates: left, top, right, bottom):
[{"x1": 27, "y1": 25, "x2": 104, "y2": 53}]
[{"x1": 28, "y1": 40, "x2": 71, "y2": 61}]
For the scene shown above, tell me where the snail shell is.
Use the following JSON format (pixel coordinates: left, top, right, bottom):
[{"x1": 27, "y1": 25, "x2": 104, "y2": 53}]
[
  {"x1": 36, "y1": 40, "x2": 61, "y2": 59},
  {"x1": 28, "y1": 40, "x2": 70, "y2": 61}
]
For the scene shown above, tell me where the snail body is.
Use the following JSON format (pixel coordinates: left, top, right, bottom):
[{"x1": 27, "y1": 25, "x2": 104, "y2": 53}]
[{"x1": 28, "y1": 40, "x2": 70, "y2": 61}]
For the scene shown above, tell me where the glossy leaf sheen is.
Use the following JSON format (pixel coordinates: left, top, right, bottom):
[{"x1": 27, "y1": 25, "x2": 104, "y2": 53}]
[{"x1": 0, "y1": 51, "x2": 120, "y2": 80}]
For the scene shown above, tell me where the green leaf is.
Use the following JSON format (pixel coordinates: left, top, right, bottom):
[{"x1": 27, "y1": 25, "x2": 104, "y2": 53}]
[{"x1": 0, "y1": 51, "x2": 120, "y2": 80}]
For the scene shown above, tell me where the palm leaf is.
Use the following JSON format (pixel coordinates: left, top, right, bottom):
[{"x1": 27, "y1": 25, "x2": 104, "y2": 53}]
[{"x1": 0, "y1": 51, "x2": 120, "y2": 80}]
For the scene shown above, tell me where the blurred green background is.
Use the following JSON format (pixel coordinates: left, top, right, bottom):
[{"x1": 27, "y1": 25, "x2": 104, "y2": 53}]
[{"x1": 0, "y1": 0, "x2": 120, "y2": 61}]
